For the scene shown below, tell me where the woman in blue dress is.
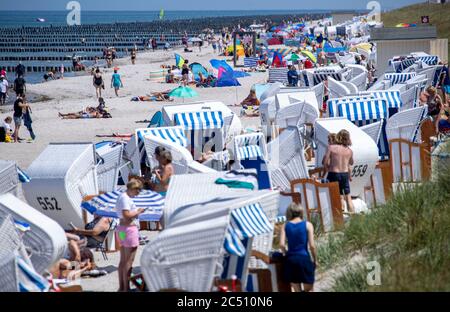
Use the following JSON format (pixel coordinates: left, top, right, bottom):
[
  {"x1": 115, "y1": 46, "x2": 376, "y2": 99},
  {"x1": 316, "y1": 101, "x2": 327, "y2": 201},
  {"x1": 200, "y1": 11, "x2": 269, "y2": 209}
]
[
  {"x1": 279, "y1": 203, "x2": 318, "y2": 292},
  {"x1": 111, "y1": 68, "x2": 123, "y2": 97}
]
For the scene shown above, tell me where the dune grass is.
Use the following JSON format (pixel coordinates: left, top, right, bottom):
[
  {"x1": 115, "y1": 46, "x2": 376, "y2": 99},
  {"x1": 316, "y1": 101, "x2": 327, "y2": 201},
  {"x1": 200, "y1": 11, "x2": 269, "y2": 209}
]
[
  {"x1": 381, "y1": 2, "x2": 450, "y2": 61},
  {"x1": 317, "y1": 141, "x2": 450, "y2": 291}
]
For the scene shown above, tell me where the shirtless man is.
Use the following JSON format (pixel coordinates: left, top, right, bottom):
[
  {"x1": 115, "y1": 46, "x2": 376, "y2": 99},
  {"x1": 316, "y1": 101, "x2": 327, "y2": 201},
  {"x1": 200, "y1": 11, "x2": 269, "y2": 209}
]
[{"x1": 322, "y1": 129, "x2": 355, "y2": 214}]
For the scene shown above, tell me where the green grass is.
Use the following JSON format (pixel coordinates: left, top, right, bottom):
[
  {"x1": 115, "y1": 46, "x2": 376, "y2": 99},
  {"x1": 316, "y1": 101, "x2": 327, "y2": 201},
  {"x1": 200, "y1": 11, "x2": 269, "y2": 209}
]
[
  {"x1": 381, "y1": 2, "x2": 450, "y2": 61},
  {"x1": 319, "y1": 141, "x2": 450, "y2": 291}
]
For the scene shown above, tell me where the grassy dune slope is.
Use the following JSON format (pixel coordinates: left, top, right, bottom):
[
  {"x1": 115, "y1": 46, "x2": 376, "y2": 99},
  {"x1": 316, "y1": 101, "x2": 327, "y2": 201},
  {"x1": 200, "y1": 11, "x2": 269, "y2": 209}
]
[{"x1": 381, "y1": 2, "x2": 450, "y2": 60}]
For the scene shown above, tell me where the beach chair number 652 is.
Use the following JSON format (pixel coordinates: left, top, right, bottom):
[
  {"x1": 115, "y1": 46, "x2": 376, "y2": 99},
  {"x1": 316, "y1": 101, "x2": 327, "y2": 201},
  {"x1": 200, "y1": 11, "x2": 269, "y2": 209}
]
[
  {"x1": 36, "y1": 197, "x2": 61, "y2": 211},
  {"x1": 352, "y1": 165, "x2": 368, "y2": 178}
]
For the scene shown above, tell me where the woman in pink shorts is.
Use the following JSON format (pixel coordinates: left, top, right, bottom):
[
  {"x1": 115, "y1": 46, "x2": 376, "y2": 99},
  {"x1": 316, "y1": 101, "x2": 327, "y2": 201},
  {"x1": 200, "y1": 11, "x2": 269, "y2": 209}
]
[{"x1": 115, "y1": 179, "x2": 145, "y2": 291}]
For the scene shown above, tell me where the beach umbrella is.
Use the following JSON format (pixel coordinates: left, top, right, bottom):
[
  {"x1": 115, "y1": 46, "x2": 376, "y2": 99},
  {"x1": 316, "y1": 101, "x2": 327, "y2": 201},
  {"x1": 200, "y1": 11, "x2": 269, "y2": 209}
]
[
  {"x1": 81, "y1": 189, "x2": 164, "y2": 222},
  {"x1": 169, "y1": 86, "x2": 199, "y2": 102},
  {"x1": 300, "y1": 50, "x2": 317, "y2": 63},
  {"x1": 286, "y1": 53, "x2": 306, "y2": 62},
  {"x1": 350, "y1": 43, "x2": 372, "y2": 53}
]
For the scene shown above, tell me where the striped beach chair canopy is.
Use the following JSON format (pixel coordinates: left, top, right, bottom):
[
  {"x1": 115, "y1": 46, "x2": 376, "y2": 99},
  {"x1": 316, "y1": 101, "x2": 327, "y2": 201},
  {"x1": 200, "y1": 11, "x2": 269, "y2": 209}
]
[
  {"x1": 174, "y1": 111, "x2": 224, "y2": 130},
  {"x1": 360, "y1": 90, "x2": 402, "y2": 109},
  {"x1": 328, "y1": 95, "x2": 375, "y2": 117},
  {"x1": 137, "y1": 126, "x2": 188, "y2": 147},
  {"x1": 244, "y1": 57, "x2": 259, "y2": 68},
  {"x1": 389, "y1": 58, "x2": 417, "y2": 73},
  {"x1": 224, "y1": 203, "x2": 273, "y2": 257},
  {"x1": 268, "y1": 67, "x2": 289, "y2": 83},
  {"x1": 234, "y1": 133, "x2": 266, "y2": 161},
  {"x1": 337, "y1": 99, "x2": 389, "y2": 159},
  {"x1": 416, "y1": 55, "x2": 439, "y2": 66},
  {"x1": 384, "y1": 72, "x2": 416, "y2": 86},
  {"x1": 81, "y1": 189, "x2": 165, "y2": 222}
]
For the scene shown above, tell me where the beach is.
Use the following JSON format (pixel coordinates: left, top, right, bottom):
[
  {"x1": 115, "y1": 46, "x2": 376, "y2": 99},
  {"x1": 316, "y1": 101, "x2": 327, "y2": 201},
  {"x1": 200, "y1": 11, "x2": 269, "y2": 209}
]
[{"x1": 0, "y1": 46, "x2": 266, "y2": 168}]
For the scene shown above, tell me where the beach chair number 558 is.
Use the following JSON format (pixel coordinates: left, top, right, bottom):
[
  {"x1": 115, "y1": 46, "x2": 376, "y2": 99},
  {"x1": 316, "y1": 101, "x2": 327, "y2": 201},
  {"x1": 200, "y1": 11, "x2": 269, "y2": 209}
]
[
  {"x1": 352, "y1": 165, "x2": 368, "y2": 178},
  {"x1": 36, "y1": 197, "x2": 61, "y2": 211}
]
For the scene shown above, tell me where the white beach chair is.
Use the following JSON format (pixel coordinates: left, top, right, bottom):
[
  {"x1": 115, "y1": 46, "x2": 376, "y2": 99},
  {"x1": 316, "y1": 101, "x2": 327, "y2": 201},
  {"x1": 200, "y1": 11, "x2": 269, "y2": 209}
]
[
  {"x1": 386, "y1": 106, "x2": 427, "y2": 142},
  {"x1": 349, "y1": 72, "x2": 368, "y2": 91},
  {"x1": 95, "y1": 141, "x2": 124, "y2": 193},
  {"x1": 0, "y1": 160, "x2": 20, "y2": 196},
  {"x1": 274, "y1": 100, "x2": 320, "y2": 130},
  {"x1": 23, "y1": 143, "x2": 99, "y2": 230},
  {"x1": 267, "y1": 126, "x2": 309, "y2": 192},
  {"x1": 360, "y1": 121, "x2": 383, "y2": 146},
  {"x1": 140, "y1": 216, "x2": 230, "y2": 292},
  {"x1": 0, "y1": 193, "x2": 67, "y2": 274},
  {"x1": 327, "y1": 77, "x2": 352, "y2": 99}
]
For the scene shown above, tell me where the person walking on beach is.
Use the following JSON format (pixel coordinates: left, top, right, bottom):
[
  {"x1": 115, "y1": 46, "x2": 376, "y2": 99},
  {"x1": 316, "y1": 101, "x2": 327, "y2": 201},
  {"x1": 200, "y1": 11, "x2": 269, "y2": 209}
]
[
  {"x1": 111, "y1": 69, "x2": 123, "y2": 97},
  {"x1": 279, "y1": 203, "x2": 317, "y2": 292},
  {"x1": 60, "y1": 64, "x2": 65, "y2": 79},
  {"x1": 181, "y1": 63, "x2": 190, "y2": 86},
  {"x1": 13, "y1": 95, "x2": 29, "y2": 143},
  {"x1": 13, "y1": 75, "x2": 26, "y2": 97},
  {"x1": 116, "y1": 179, "x2": 146, "y2": 292},
  {"x1": 130, "y1": 48, "x2": 137, "y2": 65},
  {"x1": 93, "y1": 68, "x2": 104, "y2": 99},
  {"x1": 151, "y1": 38, "x2": 157, "y2": 52},
  {"x1": 0, "y1": 75, "x2": 8, "y2": 106},
  {"x1": 15, "y1": 62, "x2": 25, "y2": 78},
  {"x1": 322, "y1": 129, "x2": 355, "y2": 214}
]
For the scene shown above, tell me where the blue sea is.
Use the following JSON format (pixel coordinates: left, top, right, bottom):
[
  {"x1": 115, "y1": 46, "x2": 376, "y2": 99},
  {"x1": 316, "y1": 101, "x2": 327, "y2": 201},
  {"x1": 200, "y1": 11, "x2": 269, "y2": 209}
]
[{"x1": 0, "y1": 10, "x2": 331, "y2": 28}]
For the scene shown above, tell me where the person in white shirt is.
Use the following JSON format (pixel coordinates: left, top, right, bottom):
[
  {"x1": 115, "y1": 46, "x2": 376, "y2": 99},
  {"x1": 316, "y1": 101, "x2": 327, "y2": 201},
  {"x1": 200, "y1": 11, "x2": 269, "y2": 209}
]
[
  {"x1": 115, "y1": 179, "x2": 145, "y2": 292},
  {"x1": 0, "y1": 75, "x2": 8, "y2": 105},
  {"x1": 2, "y1": 116, "x2": 12, "y2": 133}
]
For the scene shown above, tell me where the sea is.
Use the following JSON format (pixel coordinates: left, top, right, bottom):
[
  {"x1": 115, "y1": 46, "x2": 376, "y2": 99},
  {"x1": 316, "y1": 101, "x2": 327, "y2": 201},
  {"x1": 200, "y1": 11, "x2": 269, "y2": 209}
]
[{"x1": 0, "y1": 10, "x2": 331, "y2": 28}]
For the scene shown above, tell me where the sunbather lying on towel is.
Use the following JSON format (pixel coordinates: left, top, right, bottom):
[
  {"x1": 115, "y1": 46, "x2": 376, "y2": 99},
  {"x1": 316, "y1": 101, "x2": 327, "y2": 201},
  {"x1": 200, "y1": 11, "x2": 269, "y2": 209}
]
[
  {"x1": 131, "y1": 91, "x2": 173, "y2": 102},
  {"x1": 58, "y1": 106, "x2": 111, "y2": 119}
]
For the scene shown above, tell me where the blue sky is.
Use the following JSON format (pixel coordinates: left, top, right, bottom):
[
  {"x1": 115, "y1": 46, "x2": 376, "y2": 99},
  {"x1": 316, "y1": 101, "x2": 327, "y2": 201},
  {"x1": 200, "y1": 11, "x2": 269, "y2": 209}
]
[{"x1": 2, "y1": 0, "x2": 425, "y2": 11}]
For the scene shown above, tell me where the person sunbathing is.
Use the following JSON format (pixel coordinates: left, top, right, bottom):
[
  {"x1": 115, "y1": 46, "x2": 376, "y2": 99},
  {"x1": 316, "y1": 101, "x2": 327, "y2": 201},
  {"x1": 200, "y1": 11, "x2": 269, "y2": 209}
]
[
  {"x1": 58, "y1": 103, "x2": 111, "y2": 119},
  {"x1": 239, "y1": 89, "x2": 260, "y2": 107},
  {"x1": 131, "y1": 90, "x2": 173, "y2": 102}
]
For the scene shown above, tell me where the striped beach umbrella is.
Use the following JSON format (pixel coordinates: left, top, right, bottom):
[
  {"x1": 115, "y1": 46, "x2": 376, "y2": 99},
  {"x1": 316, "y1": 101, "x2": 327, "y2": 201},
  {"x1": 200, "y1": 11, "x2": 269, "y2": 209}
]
[{"x1": 81, "y1": 189, "x2": 164, "y2": 222}]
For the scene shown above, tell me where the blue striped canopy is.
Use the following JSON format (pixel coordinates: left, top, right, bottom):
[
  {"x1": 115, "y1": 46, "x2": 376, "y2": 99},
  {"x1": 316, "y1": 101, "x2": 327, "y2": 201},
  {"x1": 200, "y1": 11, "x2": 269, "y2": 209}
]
[
  {"x1": 337, "y1": 100, "x2": 388, "y2": 122},
  {"x1": 268, "y1": 68, "x2": 288, "y2": 83},
  {"x1": 389, "y1": 58, "x2": 416, "y2": 73},
  {"x1": 17, "y1": 256, "x2": 49, "y2": 292},
  {"x1": 17, "y1": 167, "x2": 31, "y2": 183},
  {"x1": 384, "y1": 72, "x2": 416, "y2": 85},
  {"x1": 328, "y1": 96, "x2": 374, "y2": 117},
  {"x1": 312, "y1": 71, "x2": 343, "y2": 85},
  {"x1": 417, "y1": 55, "x2": 438, "y2": 66},
  {"x1": 337, "y1": 100, "x2": 389, "y2": 160},
  {"x1": 81, "y1": 189, "x2": 164, "y2": 222},
  {"x1": 174, "y1": 111, "x2": 224, "y2": 130},
  {"x1": 138, "y1": 127, "x2": 188, "y2": 147},
  {"x1": 244, "y1": 57, "x2": 259, "y2": 68},
  {"x1": 368, "y1": 91, "x2": 402, "y2": 109},
  {"x1": 224, "y1": 203, "x2": 273, "y2": 257},
  {"x1": 236, "y1": 146, "x2": 263, "y2": 160}
]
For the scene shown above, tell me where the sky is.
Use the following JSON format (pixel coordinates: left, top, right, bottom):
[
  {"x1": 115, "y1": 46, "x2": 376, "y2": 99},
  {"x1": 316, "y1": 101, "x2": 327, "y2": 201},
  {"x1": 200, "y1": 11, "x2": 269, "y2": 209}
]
[{"x1": 1, "y1": 0, "x2": 425, "y2": 11}]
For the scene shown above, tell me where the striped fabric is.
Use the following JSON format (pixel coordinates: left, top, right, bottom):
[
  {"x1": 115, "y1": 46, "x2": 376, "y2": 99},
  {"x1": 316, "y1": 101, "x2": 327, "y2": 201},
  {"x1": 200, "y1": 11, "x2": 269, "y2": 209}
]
[
  {"x1": 174, "y1": 111, "x2": 224, "y2": 130},
  {"x1": 81, "y1": 189, "x2": 165, "y2": 222},
  {"x1": 328, "y1": 96, "x2": 374, "y2": 117},
  {"x1": 268, "y1": 48, "x2": 292, "y2": 57},
  {"x1": 362, "y1": 91, "x2": 402, "y2": 109},
  {"x1": 244, "y1": 57, "x2": 259, "y2": 68},
  {"x1": 337, "y1": 100, "x2": 388, "y2": 123},
  {"x1": 224, "y1": 203, "x2": 273, "y2": 257},
  {"x1": 236, "y1": 145, "x2": 263, "y2": 159},
  {"x1": 417, "y1": 55, "x2": 438, "y2": 66},
  {"x1": 268, "y1": 67, "x2": 288, "y2": 83},
  {"x1": 389, "y1": 58, "x2": 416, "y2": 73},
  {"x1": 14, "y1": 220, "x2": 31, "y2": 232},
  {"x1": 17, "y1": 167, "x2": 31, "y2": 183},
  {"x1": 138, "y1": 127, "x2": 188, "y2": 147},
  {"x1": 384, "y1": 72, "x2": 416, "y2": 85},
  {"x1": 313, "y1": 71, "x2": 342, "y2": 85},
  {"x1": 17, "y1": 256, "x2": 49, "y2": 292},
  {"x1": 337, "y1": 100, "x2": 389, "y2": 160}
]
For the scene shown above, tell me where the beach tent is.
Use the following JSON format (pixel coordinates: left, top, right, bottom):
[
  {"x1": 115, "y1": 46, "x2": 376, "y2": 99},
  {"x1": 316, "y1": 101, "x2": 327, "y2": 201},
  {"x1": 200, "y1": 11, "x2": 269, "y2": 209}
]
[
  {"x1": 216, "y1": 68, "x2": 241, "y2": 87},
  {"x1": 189, "y1": 62, "x2": 209, "y2": 81},
  {"x1": 209, "y1": 59, "x2": 250, "y2": 78},
  {"x1": 23, "y1": 143, "x2": 99, "y2": 230}
]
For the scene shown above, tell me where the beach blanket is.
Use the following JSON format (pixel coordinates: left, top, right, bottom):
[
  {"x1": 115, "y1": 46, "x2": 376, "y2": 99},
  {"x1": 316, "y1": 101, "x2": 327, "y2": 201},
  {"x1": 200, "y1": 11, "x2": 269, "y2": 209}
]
[{"x1": 215, "y1": 170, "x2": 258, "y2": 190}]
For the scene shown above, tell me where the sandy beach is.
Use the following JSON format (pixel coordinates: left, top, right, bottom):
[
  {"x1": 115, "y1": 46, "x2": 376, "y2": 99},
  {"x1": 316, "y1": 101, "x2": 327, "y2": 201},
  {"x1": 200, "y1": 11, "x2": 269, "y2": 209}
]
[
  {"x1": 0, "y1": 46, "x2": 270, "y2": 291},
  {"x1": 0, "y1": 46, "x2": 267, "y2": 168}
]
